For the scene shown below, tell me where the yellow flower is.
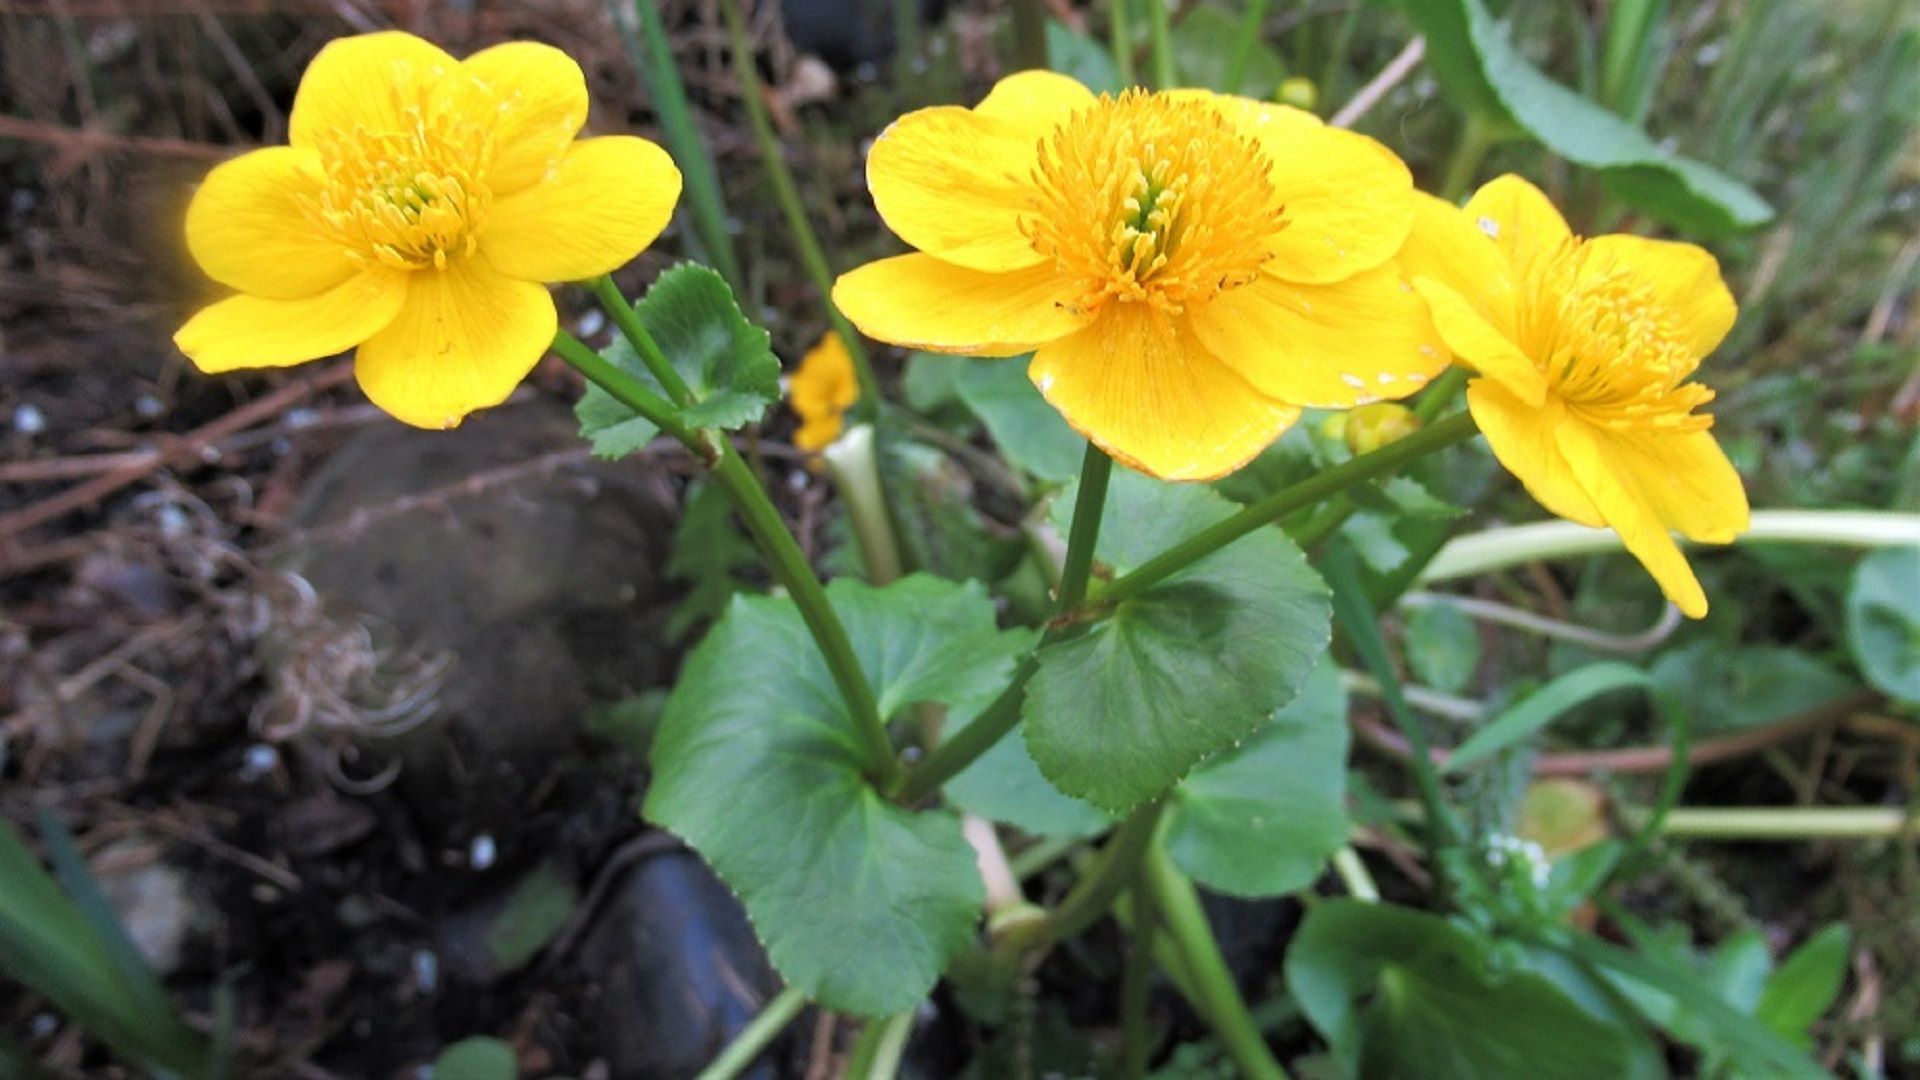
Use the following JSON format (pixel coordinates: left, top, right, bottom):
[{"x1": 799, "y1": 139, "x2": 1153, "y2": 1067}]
[
  {"x1": 1400, "y1": 175, "x2": 1749, "y2": 617},
  {"x1": 790, "y1": 331, "x2": 861, "y2": 452},
  {"x1": 831, "y1": 72, "x2": 1446, "y2": 481},
  {"x1": 173, "y1": 32, "x2": 682, "y2": 429}
]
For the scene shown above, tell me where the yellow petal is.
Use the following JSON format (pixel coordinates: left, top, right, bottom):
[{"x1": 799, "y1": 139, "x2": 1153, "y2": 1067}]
[
  {"x1": 1463, "y1": 174, "x2": 1573, "y2": 282},
  {"x1": 174, "y1": 270, "x2": 405, "y2": 373},
  {"x1": 973, "y1": 70, "x2": 1097, "y2": 141},
  {"x1": 1200, "y1": 96, "x2": 1414, "y2": 284},
  {"x1": 354, "y1": 260, "x2": 556, "y2": 429},
  {"x1": 1466, "y1": 380, "x2": 1603, "y2": 528},
  {"x1": 867, "y1": 105, "x2": 1047, "y2": 273},
  {"x1": 455, "y1": 40, "x2": 590, "y2": 195},
  {"x1": 1583, "y1": 234, "x2": 1737, "y2": 359},
  {"x1": 483, "y1": 136, "x2": 681, "y2": 282},
  {"x1": 289, "y1": 32, "x2": 456, "y2": 148},
  {"x1": 1030, "y1": 303, "x2": 1301, "y2": 481},
  {"x1": 1187, "y1": 266, "x2": 1448, "y2": 408},
  {"x1": 1555, "y1": 419, "x2": 1709, "y2": 618},
  {"x1": 1412, "y1": 278, "x2": 1547, "y2": 406},
  {"x1": 1397, "y1": 191, "x2": 1518, "y2": 337},
  {"x1": 832, "y1": 254, "x2": 1089, "y2": 357},
  {"x1": 184, "y1": 146, "x2": 356, "y2": 299},
  {"x1": 1608, "y1": 428, "x2": 1749, "y2": 544}
]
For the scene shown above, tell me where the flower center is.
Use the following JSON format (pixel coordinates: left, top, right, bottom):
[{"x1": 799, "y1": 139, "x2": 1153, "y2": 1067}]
[
  {"x1": 1023, "y1": 91, "x2": 1282, "y2": 317},
  {"x1": 1527, "y1": 242, "x2": 1713, "y2": 432},
  {"x1": 304, "y1": 99, "x2": 494, "y2": 272}
]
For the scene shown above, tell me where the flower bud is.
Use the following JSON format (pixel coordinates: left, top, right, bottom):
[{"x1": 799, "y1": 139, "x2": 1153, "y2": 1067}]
[
  {"x1": 1278, "y1": 77, "x2": 1318, "y2": 112},
  {"x1": 1343, "y1": 402, "x2": 1422, "y2": 455}
]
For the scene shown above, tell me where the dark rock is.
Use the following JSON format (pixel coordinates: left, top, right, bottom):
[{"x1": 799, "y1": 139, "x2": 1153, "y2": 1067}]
[
  {"x1": 781, "y1": 0, "x2": 946, "y2": 69},
  {"x1": 579, "y1": 849, "x2": 782, "y2": 1080}
]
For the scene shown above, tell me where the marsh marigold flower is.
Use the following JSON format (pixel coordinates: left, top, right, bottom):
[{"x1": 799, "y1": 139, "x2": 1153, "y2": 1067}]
[
  {"x1": 174, "y1": 32, "x2": 682, "y2": 428},
  {"x1": 790, "y1": 331, "x2": 861, "y2": 453},
  {"x1": 832, "y1": 72, "x2": 1446, "y2": 480},
  {"x1": 1399, "y1": 175, "x2": 1749, "y2": 617}
]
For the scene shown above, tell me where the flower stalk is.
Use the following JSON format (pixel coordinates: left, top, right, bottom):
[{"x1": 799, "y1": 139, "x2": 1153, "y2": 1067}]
[
  {"x1": 553, "y1": 328, "x2": 900, "y2": 789},
  {"x1": 693, "y1": 985, "x2": 807, "y2": 1080}
]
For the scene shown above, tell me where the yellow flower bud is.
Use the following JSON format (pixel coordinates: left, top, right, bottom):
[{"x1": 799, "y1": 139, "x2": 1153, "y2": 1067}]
[
  {"x1": 1278, "y1": 77, "x2": 1318, "y2": 112},
  {"x1": 1343, "y1": 402, "x2": 1421, "y2": 455}
]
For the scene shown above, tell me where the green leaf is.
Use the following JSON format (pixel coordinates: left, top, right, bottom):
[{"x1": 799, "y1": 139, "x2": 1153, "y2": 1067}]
[
  {"x1": 1046, "y1": 20, "x2": 1122, "y2": 94},
  {"x1": 1846, "y1": 546, "x2": 1920, "y2": 701},
  {"x1": 1288, "y1": 901, "x2": 1632, "y2": 1079},
  {"x1": 646, "y1": 576, "x2": 1026, "y2": 1015},
  {"x1": 1023, "y1": 469, "x2": 1331, "y2": 813},
  {"x1": 0, "y1": 817, "x2": 208, "y2": 1077},
  {"x1": 432, "y1": 1037, "x2": 517, "y2": 1080},
  {"x1": 484, "y1": 861, "x2": 577, "y2": 973},
  {"x1": 1649, "y1": 642, "x2": 1857, "y2": 734},
  {"x1": 1393, "y1": 0, "x2": 1772, "y2": 234},
  {"x1": 1446, "y1": 662, "x2": 1655, "y2": 773},
  {"x1": 1173, "y1": 6, "x2": 1285, "y2": 96},
  {"x1": 576, "y1": 264, "x2": 779, "y2": 457},
  {"x1": 1162, "y1": 659, "x2": 1349, "y2": 897},
  {"x1": 1403, "y1": 603, "x2": 1480, "y2": 694},
  {"x1": 945, "y1": 654, "x2": 1113, "y2": 840},
  {"x1": 952, "y1": 356, "x2": 1087, "y2": 483},
  {"x1": 1755, "y1": 924, "x2": 1850, "y2": 1046}
]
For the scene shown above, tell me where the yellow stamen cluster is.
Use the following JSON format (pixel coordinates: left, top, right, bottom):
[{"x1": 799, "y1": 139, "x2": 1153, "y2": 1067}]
[
  {"x1": 1023, "y1": 91, "x2": 1283, "y2": 317},
  {"x1": 1527, "y1": 242, "x2": 1713, "y2": 433},
  {"x1": 304, "y1": 92, "x2": 495, "y2": 272}
]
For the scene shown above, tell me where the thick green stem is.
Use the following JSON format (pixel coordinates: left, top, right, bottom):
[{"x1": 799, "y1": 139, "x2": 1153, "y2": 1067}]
[
  {"x1": 1658, "y1": 806, "x2": 1920, "y2": 840},
  {"x1": 1001, "y1": 801, "x2": 1167, "y2": 950},
  {"x1": 589, "y1": 275, "x2": 695, "y2": 405},
  {"x1": 1144, "y1": 848, "x2": 1289, "y2": 1080},
  {"x1": 1423, "y1": 510, "x2": 1920, "y2": 583},
  {"x1": 555, "y1": 333, "x2": 899, "y2": 789},
  {"x1": 552, "y1": 330, "x2": 693, "y2": 445},
  {"x1": 1120, "y1": 866, "x2": 1159, "y2": 1080},
  {"x1": 1058, "y1": 444, "x2": 1115, "y2": 612},
  {"x1": 1101, "y1": 412, "x2": 1479, "y2": 605},
  {"x1": 844, "y1": 1012, "x2": 914, "y2": 1078},
  {"x1": 694, "y1": 986, "x2": 808, "y2": 1080},
  {"x1": 1440, "y1": 115, "x2": 1498, "y2": 201},
  {"x1": 1109, "y1": 0, "x2": 1138, "y2": 85},
  {"x1": 612, "y1": 0, "x2": 744, "y2": 293},
  {"x1": 1223, "y1": 0, "x2": 1273, "y2": 93},
  {"x1": 719, "y1": 0, "x2": 882, "y2": 410},
  {"x1": 1146, "y1": 0, "x2": 1177, "y2": 89},
  {"x1": 823, "y1": 425, "x2": 905, "y2": 584},
  {"x1": 893, "y1": 445, "x2": 1112, "y2": 801},
  {"x1": 710, "y1": 444, "x2": 900, "y2": 786}
]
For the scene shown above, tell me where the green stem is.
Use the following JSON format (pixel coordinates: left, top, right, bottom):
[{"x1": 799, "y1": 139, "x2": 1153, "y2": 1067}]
[
  {"x1": 554, "y1": 334, "x2": 900, "y2": 789},
  {"x1": 710, "y1": 443, "x2": 900, "y2": 786},
  {"x1": 694, "y1": 986, "x2": 808, "y2": 1080},
  {"x1": 845, "y1": 1012, "x2": 914, "y2": 1078},
  {"x1": 1421, "y1": 510, "x2": 1920, "y2": 583},
  {"x1": 1146, "y1": 0, "x2": 1177, "y2": 89},
  {"x1": 1412, "y1": 365, "x2": 1470, "y2": 422},
  {"x1": 1439, "y1": 114, "x2": 1497, "y2": 201},
  {"x1": 893, "y1": 445, "x2": 1113, "y2": 801},
  {"x1": 1012, "y1": 0, "x2": 1049, "y2": 70},
  {"x1": 1120, "y1": 866, "x2": 1159, "y2": 1080},
  {"x1": 1144, "y1": 847, "x2": 1289, "y2": 1080},
  {"x1": 719, "y1": 0, "x2": 882, "y2": 410},
  {"x1": 552, "y1": 330, "x2": 693, "y2": 445},
  {"x1": 1223, "y1": 0, "x2": 1273, "y2": 93},
  {"x1": 1658, "y1": 806, "x2": 1920, "y2": 841},
  {"x1": 1058, "y1": 444, "x2": 1114, "y2": 612},
  {"x1": 1101, "y1": 412, "x2": 1479, "y2": 605},
  {"x1": 1002, "y1": 801, "x2": 1166, "y2": 950},
  {"x1": 1331, "y1": 847, "x2": 1380, "y2": 901},
  {"x1": 589, "y1": 274, "x2": 695, "y2": 405},
  {"x1": 612, "y1": 0, "x2": 744, "y2": 293},
  {"x1": 893, "y1": 0, "x2": 924, "y2": 89},
  {"x1": 1109, "y1": 0, "x2": 1138, "y2": 86}
]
